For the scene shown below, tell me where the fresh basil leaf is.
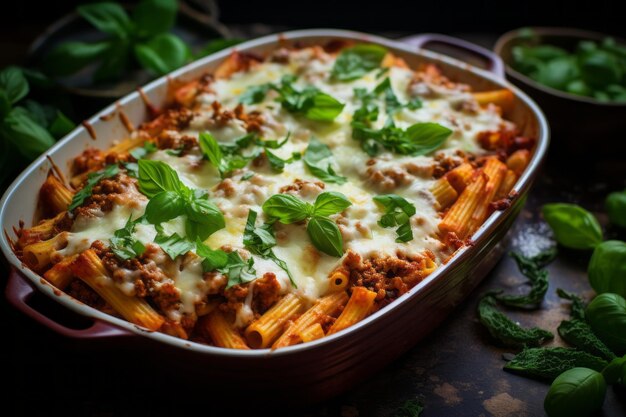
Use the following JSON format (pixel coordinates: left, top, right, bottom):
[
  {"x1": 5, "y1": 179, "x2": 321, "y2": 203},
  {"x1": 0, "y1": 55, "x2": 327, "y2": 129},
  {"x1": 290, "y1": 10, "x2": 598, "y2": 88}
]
[
  {"x1": 240, "y1": 171, "x2": 254, "y2": 181},
  {"x1": 265, "y1": 149, "x2": 287, "y2": 172},
  {"x1": 496, "y1": 249, "x2": 557, "y2": 309},
  {"x1": 69, "y1": 164, "x2": 119, "y2": 211},
  {"x1": 243, "y1": 209, "x2": 296, "y2": 287},
  {"x1": 195, "y1": 238, "x2": 229, "y2": 272},
  {"x1": 110, "y1": 215, "x2": 146, "y2": 260},
  {"x1": 132, "y1": 0, "x2": 176, "y2": 38},
  {"x1": 134, "y1": 33, "x2": 190, "y2": 76},
  {"x1": 313, "y1": 191, "x2": 352, "y2": 217},
  {"x1": 77, "y1": 2, "x2": 131, "y2": 37},
  {"x1": 402, "y1": 123, "x2": 453, "y2": 156},
  {"x1": 557, "y1": 288, "x2": 587, "y2": 321},
  {"x1": 223, "y1": 251, "x2": 256, "y2": 289},
  {"x1": 262, "y1": 194, "x2": 313, "y2": 224},
  {"x1": 144, "y1": 190, "x2": 185, "y2": 224},
  {"x1": 478, "y1": 294, "x2": 554, "y2": 347},
  {"x1": 123, "y1": 162, "x2": 139, "y2": 177},
  {"x1": 303, "y1": 136, "x2": 347, "y2": 184},
  {"x1": 196, "y1": 38, "x2": 244, "y2": 58},
  {"x1": 0, "y1": 106, "x2": 56, "y2": 161},
  {"x1": 44, "y1": 41, "x2": 111, "y2": 77},
  {"x1": 373, "y1": 194, "x2": 416, "y2": 243},
  {"x1": 184, "y1": 195, "x2": 225, "y2": 241},
  {"x1": 331, "y1": 44, "x2": 388, "y2": 81},
  {"x1": 21, "y1": 100, "x2": 55, "y2": 128},
  {"x1": 198, "y1": 131, "x2": 255, "y2": 177},
  {"x1": 307, "y1": 216, "x2": 344, "y2": 257},
  {"x1": 305, "y1": 92, "x2": 345, "y2": 121},
  {"x1": 542, "y1": 203, "x2": 603, "y2": 249},
  {"x1": 0, "y1": 67, "x2": 28, "y2": 104},
  {"x1": 0, "y1": 89, "x2": 10, "y2": 117},
  {"x1": 48, "y1": 111, "x2": 76, "y2": 139},
  {"x1": 606, "y1": 190, "x2": 626, "y2": 228},
  {"x1": 137, "y1": 159, "x2": 184, "y2": 198},
  {"x1": 240, "y1": 83, "x2": 271, "y2": 104},
  {"x1": 130, "y1": 141, "x2": 158, "y2": 160},
  {"x1": 154, "y1": 232, "x2": 194, "y2": 259},
  {"x1": 257, "y1": 132, "x2": 290, "y2": 149},
  {"x1": 198, "y1": 131, "x2": 224, "y2": 168},
  {"x1": 93, "y1": 39, "x2": 129, "y2": 82},
  {"x1": 374, "y1": 77, "x2": 403, "y2": 114}
]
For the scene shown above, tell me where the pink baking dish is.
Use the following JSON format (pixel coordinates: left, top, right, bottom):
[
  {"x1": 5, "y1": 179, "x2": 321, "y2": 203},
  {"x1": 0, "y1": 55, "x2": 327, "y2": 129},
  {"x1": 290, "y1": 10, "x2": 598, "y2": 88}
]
[{"x1": 0, "y1": 29, "x2": 549, "y2": 404}]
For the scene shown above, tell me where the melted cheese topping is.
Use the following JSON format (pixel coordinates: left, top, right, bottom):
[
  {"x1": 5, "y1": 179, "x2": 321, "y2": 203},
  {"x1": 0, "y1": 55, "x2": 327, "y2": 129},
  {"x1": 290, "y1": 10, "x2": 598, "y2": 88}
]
[{"x1": 62, "y1": 47, "x2": 505, "y2": 323}]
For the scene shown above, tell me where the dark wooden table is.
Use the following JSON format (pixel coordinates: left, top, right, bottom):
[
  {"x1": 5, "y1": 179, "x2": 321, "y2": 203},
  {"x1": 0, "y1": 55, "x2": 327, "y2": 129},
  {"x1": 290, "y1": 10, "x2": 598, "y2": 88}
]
[{"x1": 2, "y1": 27, "x2": 625, "y2": 417}]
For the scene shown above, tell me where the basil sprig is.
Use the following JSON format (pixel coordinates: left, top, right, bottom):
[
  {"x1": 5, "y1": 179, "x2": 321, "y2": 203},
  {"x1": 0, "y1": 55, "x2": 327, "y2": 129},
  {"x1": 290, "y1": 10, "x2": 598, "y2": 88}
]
[
  {"x1": 373, "y1": 194, "x2": 416, "y2": 243},
  {"x1": 195, "y1": 239, "x2": 256, "y2": 289},
  {"x1": 331, "y1": 44, "x2": 388, "y2": 81},
  {"x1": 262, "y1": 191, "x2": 351, "y2": 257},
  {"x1": 138, "y1": 159, "x2": 225, "y2": 242},
  {"x1": 43, "y1": 0, "x2": 190, "y2": 80},
  {"x1": 240, "y1": 75, "x2": 344, "y2": 122},
  {"x1": 110, "y1": 214, "x2": 146, "y2": 260},
  {"x1": 303, "y1": 137, "x2": 346, "y2": 184},
  {"x1": 542, "y1": 203, "x2": 603, "y2": 249},
  {"x1": 154, "y1": 230, "x2": 194, "y2": 260},
  {"x1": 244, "y1": 210, "x2": 296, "y2": 287},
  {"x1": 69, "y1": 164, "x2": 120, "y2": 211}
]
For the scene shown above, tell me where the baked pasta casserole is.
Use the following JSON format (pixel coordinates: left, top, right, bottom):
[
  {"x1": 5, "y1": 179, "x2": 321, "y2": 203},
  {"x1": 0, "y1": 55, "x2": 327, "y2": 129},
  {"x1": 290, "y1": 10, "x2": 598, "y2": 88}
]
[{"x1": 12, "y1": 41, "x2": 534, "y2": 349}]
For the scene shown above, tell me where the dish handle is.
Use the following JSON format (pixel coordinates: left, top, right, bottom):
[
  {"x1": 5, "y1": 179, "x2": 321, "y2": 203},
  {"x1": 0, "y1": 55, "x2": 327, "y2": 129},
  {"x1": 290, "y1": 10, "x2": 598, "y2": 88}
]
[
  {"x1": 398, "y1": 33, "x2": 505, "y2": 78},
  {"x1": 5, "y1": 268, "x2": 135, "y2": 340}
]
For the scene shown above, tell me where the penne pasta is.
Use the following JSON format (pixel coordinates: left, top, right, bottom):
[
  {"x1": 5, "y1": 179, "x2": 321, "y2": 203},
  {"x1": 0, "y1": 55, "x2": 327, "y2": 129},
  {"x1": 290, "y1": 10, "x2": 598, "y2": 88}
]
[
  {"x1": 431, "y1": 177, "x2": 458, "y2": 210},
  {"x1": 272, "y1": 291, "x2": 349, "y2": 349},
  {"x1": 327, "y1": 287, "x2": 377, "y2": 335},
  {"x1": 506, "y1": 149, "x2": 531, "y2": 176},
  {"x1": 472, "y1": 89, "x2": 514, "y2": 113},
  {"x1": 107, "y1": 135, "x2": 145, "y2": 155},
  {"x1": 495, "y1": 169, "x2": 518, "y2": 200},
  {"x1": 327, "y1": 268, "x2": 350, "y2": 293},
  {"x1": 200, "y1": 310, "x2": 250, "y2": 350},
  {"x1": 17, "y1": 211, "x2": 67, "y2": 249},
  {"x1": 439, "y1": 171, "x2": 489, "y2": 239},
  {"x1": 445, "y1": 163, "x2": 475, "y2": 194},
  {"x1": 22, "y1": 232, "x2": 68, "y2": 272},
  {"x1": 298, "y1": 323, "x2": 325, "y2": 343},
  {"x1": 43, "y1": 254, "x2": 77, "y2": 290},
  {"x1": 70, "y1": 249, "x2": 164, "y2": 331},
  {"x1": 465, "y1": 158, "x2": 507, "y2": 235},
  {"x1": 245, "y1": 293, "x2": 304, "y2": 349},
  {"x1": 39, "y1": 172, "x2": 74, "y2": 216}
]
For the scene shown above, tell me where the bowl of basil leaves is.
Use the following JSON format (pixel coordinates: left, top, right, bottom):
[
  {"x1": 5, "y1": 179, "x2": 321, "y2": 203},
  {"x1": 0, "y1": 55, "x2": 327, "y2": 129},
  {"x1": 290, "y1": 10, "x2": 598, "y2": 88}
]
[{"x1": 495, "y1": 27, "x2": 626, "y2": 156}]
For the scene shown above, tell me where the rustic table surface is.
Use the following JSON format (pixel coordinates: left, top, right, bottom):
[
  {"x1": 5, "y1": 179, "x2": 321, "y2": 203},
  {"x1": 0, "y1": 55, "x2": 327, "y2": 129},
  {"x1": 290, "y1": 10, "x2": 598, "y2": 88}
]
[{"x1": 1, "y1": 27, "x2": 625, "y2": 417}]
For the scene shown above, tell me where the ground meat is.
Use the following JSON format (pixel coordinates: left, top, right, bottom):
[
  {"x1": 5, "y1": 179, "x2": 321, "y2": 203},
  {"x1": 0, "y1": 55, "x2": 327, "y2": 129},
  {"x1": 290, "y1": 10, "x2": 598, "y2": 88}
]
[
  {"x1": 279, "y1": 179, "x2": 325, "y2": 198},
  {"x1": 139, "y1": 107, "x2": 194, "y2": 136},
  {"x1": 343, "y1": 250, "x2": 435, "y2": 307},
  {"x1": 433, "y1": 153, "x2": 464, "y2": 178},
  {"x1": 409, "y1": 64, "x2": 470, "y2": 98},
  {"x1": 365, "y1": 163, "x2": 413, "y2": 191},
  {"x1": 252, "y1": 273, "x2": 281, "y2": 314},
  {"x1": 66, "y1": 280, "x2": 107, "y2": 310},
  {"x1": 208, "y1": 101, "x2": 264, "y2": 132},
  {"x1": 155, "y1": 131, "x2": 197, "y2": 154},
  {"x1": 74, "y1": 173, "x2": 139, "y2": 215},
  {"x1": 73, "y1": 148, "x2": 106, "y2": 175}
]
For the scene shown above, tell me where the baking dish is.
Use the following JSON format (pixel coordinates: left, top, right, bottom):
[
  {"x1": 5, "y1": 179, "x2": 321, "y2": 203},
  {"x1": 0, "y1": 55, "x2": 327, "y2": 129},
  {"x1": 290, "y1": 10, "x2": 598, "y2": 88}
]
[{"x1": 0, "y1": 29, "x2": 549, "y2": 403}]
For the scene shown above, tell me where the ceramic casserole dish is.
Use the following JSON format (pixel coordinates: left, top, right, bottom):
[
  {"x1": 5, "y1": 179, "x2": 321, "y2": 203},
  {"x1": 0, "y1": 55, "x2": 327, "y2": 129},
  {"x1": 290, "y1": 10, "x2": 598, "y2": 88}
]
[{"x1": 0, "y1": 29, "x2": 549, "y2": 404}]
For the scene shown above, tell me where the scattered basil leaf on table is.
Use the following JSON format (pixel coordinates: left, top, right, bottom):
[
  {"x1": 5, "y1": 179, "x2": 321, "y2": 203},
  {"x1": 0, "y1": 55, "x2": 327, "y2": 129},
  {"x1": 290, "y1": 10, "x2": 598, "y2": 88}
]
[
  {"x1": 605, "y1": 190, "x2": 626, "y2": 228},
  {"x1": 542, "y1": 203, "x2": 603, "y2": 249},
  {"x1": 556, "y1": 288, "x2": 586, "y2": 320},
  {"x1": 78, "y1": 2, "x2": 131, "y2": 37},
  {"x1": 543, "y1": 367, "x2": 607, "y2": 417},
  {"x1": 601, "y1": 355, "x2": 626, "y2": 386},
  {"x1": 588, "y1": 240, "x2": 626, "y2": 299},
  {"x1": 495, "y1": 248, "x2": 557, "y2": 309},
  {"x1": 0, "y1": 66, "x2": 29, "y2": 104},
  {"x1": 503, "y1": 347, "x2": 608, "y2": 381},
  {"x1": 478, "y1": 294, "x2": 554, "y2": 347},
  {"x1": 134, "y1": 33, "x2": 191, "y2": 75},
  {"x1": 373, "y1": 194, "x2": 416, "y2": 243},
  {"x1": 132, "y1": 0, "x2": 176, "y2": 37},
  {"x1": 586, "y1": 293, "x2": 626, "y2": 353},
  {"x1": 392, "y1": 399, "x2": 424, "y2": 417},
  {"x1": 303, "y1": 137, "x2": 347, "y2": 184},
  {"x1": 0, "y1": 107, "x2": 56, "y2": 160},
  {"x1": 331, "y1": 44, "x2": 387, "y2": 81},
  {"x1": 557, "y1": 319, "x2": 616, "y2": 361}
]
